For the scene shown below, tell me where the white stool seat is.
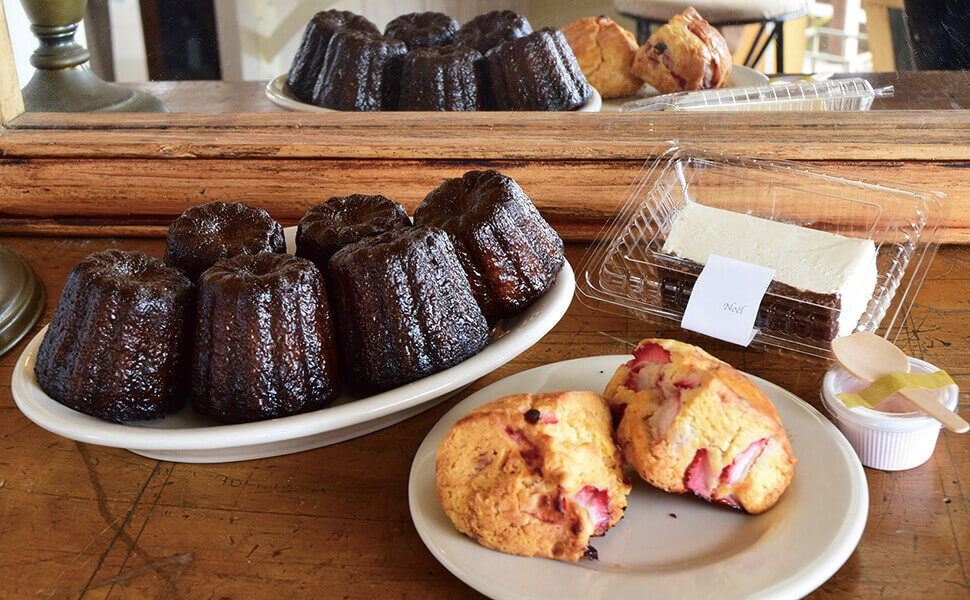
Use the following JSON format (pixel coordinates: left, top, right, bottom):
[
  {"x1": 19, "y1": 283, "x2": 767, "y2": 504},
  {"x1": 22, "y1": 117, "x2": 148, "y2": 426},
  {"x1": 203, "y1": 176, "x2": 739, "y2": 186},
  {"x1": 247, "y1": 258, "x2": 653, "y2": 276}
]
[{"x1": 613, "y1": 0, "x2": 809, "y2": 23}]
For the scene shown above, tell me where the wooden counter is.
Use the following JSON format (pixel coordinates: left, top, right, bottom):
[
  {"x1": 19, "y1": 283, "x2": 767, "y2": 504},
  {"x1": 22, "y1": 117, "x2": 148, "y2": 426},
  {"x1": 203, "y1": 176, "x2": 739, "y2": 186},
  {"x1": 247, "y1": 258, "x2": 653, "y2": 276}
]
[{"x1": 0, "y1": 236, "x2": 968, "y2": 599}]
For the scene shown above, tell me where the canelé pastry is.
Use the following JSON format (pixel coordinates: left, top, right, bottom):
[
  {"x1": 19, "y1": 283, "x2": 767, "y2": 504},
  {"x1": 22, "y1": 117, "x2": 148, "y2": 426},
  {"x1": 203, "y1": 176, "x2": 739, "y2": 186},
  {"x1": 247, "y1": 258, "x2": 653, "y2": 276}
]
[
  {"x1": 35, "y1": 250, "x2": 193, "y2": 423},
  {"x1": 296, "y1": 194, "x2": 411, "y2": 271},
  {"x1": 327, "y1": 226, "x2": 489, "y2": 395},
  {"x1": 658, "y1": 202, "x2": 879, "y2": 340},
  {"x1": 454, "y1": 10, "x2": 532, "y2": 54},
  {"x1": 414, "y1": 170, "x2": 564, "y2": 321},
  {"x1": 286, "y1": 10, "x2": 380, "y2": 102},
  {"x1": 398, "y1": 45, "x2": 485, "y2": 111},
  {"x1": 561, "y1": 16, "x2": 644, "y2": 99},
  {"x1": 313, "y1": 30, "x2": 407, "y2": 111},
  {"x1": 604, "y1": 339, "x2": 796, "y2": 514},
  {"x1": 164, "y1": 201, "x2": 286, "y2": 281},
  {"x1": 191, "y1": 253, "x2": 340, "y2": 424},
  {"x1": 384, "y1": 11, "x2": 458, "y2": 50},
  {"x1": 485, "y1": 27, "x2": 593, "y2": 111},
  {"x1": 436, "y1": 391, "x2": 632, "y2": 562},
  {"x1": 630, "y1": 7, "x2": 732, "y2": 95}
]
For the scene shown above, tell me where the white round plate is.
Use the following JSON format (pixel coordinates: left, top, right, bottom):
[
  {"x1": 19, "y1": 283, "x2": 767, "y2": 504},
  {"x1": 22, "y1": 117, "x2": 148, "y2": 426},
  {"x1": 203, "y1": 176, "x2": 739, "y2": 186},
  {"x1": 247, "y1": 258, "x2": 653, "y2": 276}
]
[
  {"x1": 11, "y1": 228, "x2": 575, "y2": 463},
  {"x1": 600, "y1": 64, "x2": 769, "y2": 111},
  {"x1": 265, "y1": 74, "x2": 601, "y2": 112},
  {"x1": 409, "y1": 355, "x2": 868, "y2": 600}
]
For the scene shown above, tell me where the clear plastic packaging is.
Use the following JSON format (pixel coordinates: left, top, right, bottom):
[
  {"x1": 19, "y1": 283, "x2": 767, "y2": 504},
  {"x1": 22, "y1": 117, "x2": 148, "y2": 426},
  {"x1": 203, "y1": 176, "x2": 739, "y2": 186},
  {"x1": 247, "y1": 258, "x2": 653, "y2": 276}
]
[
  {"x1": 620, "y1": 78, "x2": 894, "y2": 112},
  {"x1": 577, "y1": 146, "x2": 949, "y2": 359}
]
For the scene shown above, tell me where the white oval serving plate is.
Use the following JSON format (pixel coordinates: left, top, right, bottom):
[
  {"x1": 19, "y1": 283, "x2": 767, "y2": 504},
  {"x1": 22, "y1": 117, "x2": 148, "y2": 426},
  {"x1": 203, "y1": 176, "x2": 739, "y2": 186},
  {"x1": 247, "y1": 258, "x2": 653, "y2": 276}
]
[
  {"x1": 409, "y1": 354, "x2": 868, "y2": 600},
  {"x1": 264, "y1": 74, "x2": 602, "y2": 112},
  {"x1": 11, "y1": 228, "x2": 575, "y2": 463}
]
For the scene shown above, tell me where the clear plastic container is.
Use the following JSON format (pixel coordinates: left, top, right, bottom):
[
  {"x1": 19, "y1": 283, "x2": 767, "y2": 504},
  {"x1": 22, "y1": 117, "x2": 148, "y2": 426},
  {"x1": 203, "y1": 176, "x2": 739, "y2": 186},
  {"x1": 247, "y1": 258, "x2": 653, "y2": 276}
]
[
  {"x1": 821, "y1": 357, "x2": 958, "y2": 470},
  {"x1": 577, "y1": 146, "x2": 949, "y2": 358},
  {"x1": 620, "y1": 78, "x2": 894, "y2": 112}
]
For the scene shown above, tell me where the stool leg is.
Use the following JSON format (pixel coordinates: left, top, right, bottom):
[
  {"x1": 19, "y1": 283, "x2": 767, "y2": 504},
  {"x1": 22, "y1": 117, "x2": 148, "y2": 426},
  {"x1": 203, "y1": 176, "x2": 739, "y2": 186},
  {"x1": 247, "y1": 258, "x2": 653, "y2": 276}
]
[
  {"x1": 744, "y1": 22, "x2": 768, "y2": 66},
  {"x1": 776, "y1": 21, "x2": 785, "y2": 73},
  {"x1": 636, "y1": 19, "x2": 651, "y2": 45}
]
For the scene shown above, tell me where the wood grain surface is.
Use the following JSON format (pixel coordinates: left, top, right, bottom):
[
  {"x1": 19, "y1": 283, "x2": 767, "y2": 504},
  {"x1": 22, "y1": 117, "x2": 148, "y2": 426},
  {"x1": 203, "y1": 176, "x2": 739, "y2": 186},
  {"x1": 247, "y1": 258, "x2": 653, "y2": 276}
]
[{"x1": 0, "y1": 236, "x2": 967, "y2": 599}]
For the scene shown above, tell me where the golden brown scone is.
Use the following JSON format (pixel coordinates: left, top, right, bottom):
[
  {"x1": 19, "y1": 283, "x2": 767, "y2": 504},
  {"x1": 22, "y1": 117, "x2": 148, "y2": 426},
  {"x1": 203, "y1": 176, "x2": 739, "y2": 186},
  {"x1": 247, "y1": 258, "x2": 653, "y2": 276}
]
[
  {"x1": 561, "y1": 16, "x2": 644, "y2": 99},
  {"x1": 630, "y1": 7, "x2": 732, "y2": 95},
  {"x1": 604, "y1": 339, "x2": 796, "y2": 514},
  {"x1": 436, "y1": 391, "x2": 631, "y2": 562}
]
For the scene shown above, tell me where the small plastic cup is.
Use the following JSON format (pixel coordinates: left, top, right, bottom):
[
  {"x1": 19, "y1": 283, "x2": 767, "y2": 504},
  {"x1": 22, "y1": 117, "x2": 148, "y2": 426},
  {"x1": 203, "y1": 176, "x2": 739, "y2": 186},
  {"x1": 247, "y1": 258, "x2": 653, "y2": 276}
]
[{"x1": 820, "y1": 357, "x2": 959, "y2": 471}]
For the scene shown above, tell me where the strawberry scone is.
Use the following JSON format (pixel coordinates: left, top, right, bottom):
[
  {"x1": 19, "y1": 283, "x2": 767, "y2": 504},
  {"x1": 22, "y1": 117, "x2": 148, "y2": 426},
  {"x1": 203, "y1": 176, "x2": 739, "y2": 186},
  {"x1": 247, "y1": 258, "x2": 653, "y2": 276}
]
[
  {"x1": 605, "y1": 339, "x2": 796, "y2": 514},
  {"x1": 436, "y1": 391, "x2": 631, "y2": 561}
]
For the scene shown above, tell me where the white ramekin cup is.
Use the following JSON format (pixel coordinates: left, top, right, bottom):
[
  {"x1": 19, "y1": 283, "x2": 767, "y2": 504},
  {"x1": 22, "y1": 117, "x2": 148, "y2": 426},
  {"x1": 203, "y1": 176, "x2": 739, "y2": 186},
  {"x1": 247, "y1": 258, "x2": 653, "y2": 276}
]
[{"x1": 821, "y1": 357, "x2": 959, "y2": 471}]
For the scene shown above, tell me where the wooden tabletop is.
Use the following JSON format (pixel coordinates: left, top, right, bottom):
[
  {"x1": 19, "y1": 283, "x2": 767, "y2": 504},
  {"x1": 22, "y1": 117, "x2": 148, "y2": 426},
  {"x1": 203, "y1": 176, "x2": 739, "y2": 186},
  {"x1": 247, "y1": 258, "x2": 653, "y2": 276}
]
[{"x1": 0, "y1": 235, "x2": 967, "y2": 599}]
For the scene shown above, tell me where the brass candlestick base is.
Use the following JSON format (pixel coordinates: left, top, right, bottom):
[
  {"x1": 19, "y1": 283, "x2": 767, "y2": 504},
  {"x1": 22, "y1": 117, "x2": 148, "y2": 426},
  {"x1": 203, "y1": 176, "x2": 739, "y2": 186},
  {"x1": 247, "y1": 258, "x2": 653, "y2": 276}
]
[
  {"x1": 0, "y1": 245, "x2": 44, "y2": 358},
  {"x1": 20, "y1": 0, "x2": 167, "y2": 113}
]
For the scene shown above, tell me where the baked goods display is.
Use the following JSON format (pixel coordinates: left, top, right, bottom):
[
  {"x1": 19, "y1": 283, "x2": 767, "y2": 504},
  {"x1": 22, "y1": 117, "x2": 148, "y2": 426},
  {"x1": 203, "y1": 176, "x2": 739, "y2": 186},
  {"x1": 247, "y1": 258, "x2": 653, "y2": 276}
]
[
  {"x1": 415, "y1": 170, "x2": 565, "y2": 321},
  {"x1": 398, "y1": 45, "x2": 485, "y2": 111},
  {"x1": 191, "y1": 253, "x2": 341, "y2": 423},
  {"x1": 605, "y1": 339, "x2": 796, "y2": 513},
  {"x1": 384, "y1": 11, "x2": 458, "y2": 50},
  {"x1": 658, "y1": 201, "x2": 879, "y2": 341},
  {"x1": 328, "y1": 226, "x2": 490, "y2": 395},
  {"x1": 286, "y1": 9, "x2": 591, "y2": 111},
  {"x1": 296, "y1": 194, "x2": 411, "y2": 271},
  {"x1": 436, "y1": 391, "x2": 631, "y2": 561},
  {"x1": 630, "y1": 7, "x2": 733, "y2": 95},
  {"x1": 35, "y1": 250, "x2": 193, "y2": 423},
  {"x1": 561, "y1": 16, "x2": 644, "y2": 99},
  {"x1": 165, "y1": 201, "x2": 286, "y2": 281}
]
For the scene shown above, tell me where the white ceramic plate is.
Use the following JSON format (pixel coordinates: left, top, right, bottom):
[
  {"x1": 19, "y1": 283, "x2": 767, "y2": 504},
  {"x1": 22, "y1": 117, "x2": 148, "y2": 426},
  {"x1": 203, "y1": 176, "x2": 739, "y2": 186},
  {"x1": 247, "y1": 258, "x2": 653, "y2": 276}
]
[
  {"x1": 11, "y1": 228, "x2": 575, "y2": 463},
  {"x1": 409, "y1": 355, "x2": 868, "y2": 600},
  {"x1": 599, "y1": 64, "x2": 770, "y2": 111},
  {"x1": 264, "y1": 74, "x2": 602, "y2": 112}
]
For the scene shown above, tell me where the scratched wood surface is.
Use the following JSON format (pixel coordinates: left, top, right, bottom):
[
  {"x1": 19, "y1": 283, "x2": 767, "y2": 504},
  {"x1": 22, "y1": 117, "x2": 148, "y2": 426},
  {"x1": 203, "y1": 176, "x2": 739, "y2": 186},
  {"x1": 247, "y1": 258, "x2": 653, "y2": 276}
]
[{"x1": 0, "y1": 236, "x2": 967, "y2": 599}]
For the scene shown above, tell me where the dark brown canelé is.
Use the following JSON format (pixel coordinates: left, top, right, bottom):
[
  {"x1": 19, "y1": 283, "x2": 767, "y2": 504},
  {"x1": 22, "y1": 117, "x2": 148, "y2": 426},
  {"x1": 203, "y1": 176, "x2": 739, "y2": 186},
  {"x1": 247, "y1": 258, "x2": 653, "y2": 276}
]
[
  {"x1": 327, "y1": 226, "x2": 489, "y2": 395},
  {"x1": 398, "y1": 45, "x2": 485, "y2": 111},
  {"x1": 454, "y1": 10, "x2": 532, "y2": 54},
  {"x1": 286, "y1": 10, "x2": 380, "y2": 102},
  {"x1": 414, "y1": 170, "x2": 564, "y2": 321},
  {"x1": 313, "y1": 30, "x2": 407, "y2": 111},
  {"x1": 384, "y1": 11, "x2": 459, "y2": 50},
  {"x1": 35, "y1": 250, "x2": 193, "y2": 422},
  {"x1": 165, "y1": 201, "x2": 286, "y2": 281},
  {"x1": 485, "y1": 27, "x2": 592, "y2": 111},
  {"x1": 191, "y1": 253, "x2": 340, "y2": 424},
  {"x1": 296, "y1": 194, "x2": 411, "y2": 271}
]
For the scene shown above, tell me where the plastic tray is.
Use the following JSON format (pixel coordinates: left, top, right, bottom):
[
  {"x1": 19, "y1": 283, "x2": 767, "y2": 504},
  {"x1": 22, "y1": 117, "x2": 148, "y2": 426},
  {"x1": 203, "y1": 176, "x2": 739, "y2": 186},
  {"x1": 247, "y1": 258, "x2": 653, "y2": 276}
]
[{"x1": 577, "y1": 147, "x2": 949, "y2": 358}]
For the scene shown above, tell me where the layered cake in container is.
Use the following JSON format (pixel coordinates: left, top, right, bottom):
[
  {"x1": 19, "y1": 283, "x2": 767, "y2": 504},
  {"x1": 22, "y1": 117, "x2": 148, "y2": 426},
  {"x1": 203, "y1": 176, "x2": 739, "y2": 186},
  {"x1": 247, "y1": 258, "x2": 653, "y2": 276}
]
[{"x1": 577, "y1": 147, "x2": 949, "y2": 358}]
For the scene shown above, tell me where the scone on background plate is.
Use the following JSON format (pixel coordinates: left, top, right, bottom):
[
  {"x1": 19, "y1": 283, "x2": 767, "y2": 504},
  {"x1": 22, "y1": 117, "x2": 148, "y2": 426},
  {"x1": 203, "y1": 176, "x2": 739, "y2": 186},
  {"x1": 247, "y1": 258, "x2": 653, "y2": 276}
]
[
  {"x1": 436, "y1": 391, "x2": 631, "y2": 562},
  {"x1": 630, "y1": 7, "x2": 733, "y2": 95},
  {"x1": 605, "y1": 339, "x2": 796, "y2": 514},
  {"x1": 561, "y1": 16, "x2": 644, "y2": 99}
]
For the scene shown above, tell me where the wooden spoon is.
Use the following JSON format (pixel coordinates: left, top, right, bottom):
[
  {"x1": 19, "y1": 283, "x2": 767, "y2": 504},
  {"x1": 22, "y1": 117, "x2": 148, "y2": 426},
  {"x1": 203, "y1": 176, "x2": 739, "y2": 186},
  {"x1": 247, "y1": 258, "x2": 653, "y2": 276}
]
[{"x1": 831, "y1": 332, "x2": 968, "y2": 433}]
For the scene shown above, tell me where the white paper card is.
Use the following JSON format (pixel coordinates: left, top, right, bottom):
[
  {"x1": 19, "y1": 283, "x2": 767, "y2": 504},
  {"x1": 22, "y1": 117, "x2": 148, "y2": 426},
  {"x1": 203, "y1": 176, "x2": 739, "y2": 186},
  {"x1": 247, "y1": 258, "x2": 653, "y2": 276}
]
[{"x1": 680, "y1": 254, "x2": 776, "y2": 346}]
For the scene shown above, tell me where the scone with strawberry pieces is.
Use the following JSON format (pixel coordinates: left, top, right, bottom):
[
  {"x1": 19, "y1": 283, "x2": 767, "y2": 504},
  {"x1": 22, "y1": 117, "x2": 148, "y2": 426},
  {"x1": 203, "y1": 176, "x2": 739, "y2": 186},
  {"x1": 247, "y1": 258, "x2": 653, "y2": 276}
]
[
  {"x1": 605, "y1": 339, "x2": 795, "y2": 514},
  {"x1": 436, "y1": 391, "x2": 631, "y2": 561}
]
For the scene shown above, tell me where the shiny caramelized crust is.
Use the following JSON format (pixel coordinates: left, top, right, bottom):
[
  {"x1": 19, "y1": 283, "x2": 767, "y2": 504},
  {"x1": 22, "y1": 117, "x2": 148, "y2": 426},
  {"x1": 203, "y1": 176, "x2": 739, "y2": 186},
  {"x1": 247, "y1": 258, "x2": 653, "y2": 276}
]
[
  {"x1": 191, "y1": 253, "x2": 341, "y2": 423},
  {"x1": 561, "y1": 16, "x2": 644, "y2": 99},
  {"x1": 630, "y1": 7, "x2": 732, "y2": 95},
  {"x1": 485, "y1": 27, "x2": 593, "y2": 111},
  {"x1": 436, "y1": 391, "x2": 631, "y2": 562},
  {"x1": 313, "y1": 30, "x2": 407, "y2": 111},
  {"x1": 454, "y1": 10, "x2": 532, "y2": 54},
  {"x1": 35, "y1": 250, "x2": 193, "y2": 423},
  {"x1": 296, "y1": 194, "x2": 411, "y2": 271},
  {"x1": 413, "y1": 170, "x2": 564, "y2": 321},
  {"x1": 327, "y1": 227, "x2": 489, "y2": 395},
  {"x1": 286, "y1": 10, "x2": 380, "y2": 102},
  {"x1": 164, "y1": 201, "x2": 285, "y2": 281},
  {"x1": 384, "y1": 11, "x2": 459, "y2": 50},
  {"x1": 604, "y1": 339, "x2": 796, "y2": 514},
  {"x1": 398, "y1": 45, "x2": 485, "y2": 111}
]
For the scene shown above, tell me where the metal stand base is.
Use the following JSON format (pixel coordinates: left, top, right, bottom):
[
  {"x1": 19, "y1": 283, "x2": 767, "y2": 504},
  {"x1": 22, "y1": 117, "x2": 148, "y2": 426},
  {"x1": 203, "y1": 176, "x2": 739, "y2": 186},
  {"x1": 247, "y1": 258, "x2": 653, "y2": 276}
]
[
  {"x1": 0, "y1": 246, "x2": 45, "y2": 358},
  {"x1": 22, "y1": 66, "x2": 168, "y2": 113}
]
